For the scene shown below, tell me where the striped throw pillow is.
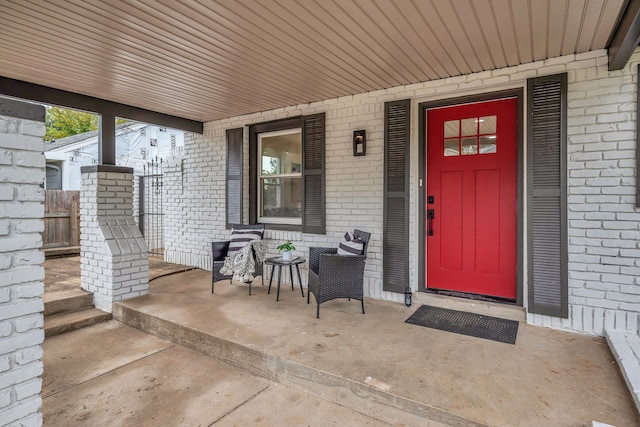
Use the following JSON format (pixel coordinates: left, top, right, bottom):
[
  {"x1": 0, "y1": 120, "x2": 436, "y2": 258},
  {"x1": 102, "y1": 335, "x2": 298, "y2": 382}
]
[
  {"x1": 337, "y1": 232, "x2": 364, "y2": 256},
  {"x1": 228, "y1": 229, "x2": 263, "y2": 254}
]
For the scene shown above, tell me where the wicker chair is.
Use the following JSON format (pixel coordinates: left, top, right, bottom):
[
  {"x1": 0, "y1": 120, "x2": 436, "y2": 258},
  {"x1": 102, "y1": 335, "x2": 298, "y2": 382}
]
[
  {"x1": 211, "y1": 224, "x2": 265, "y2": 295},
  {"x1": 307, "y1": 229, "x2": 371, "y2": 318}
]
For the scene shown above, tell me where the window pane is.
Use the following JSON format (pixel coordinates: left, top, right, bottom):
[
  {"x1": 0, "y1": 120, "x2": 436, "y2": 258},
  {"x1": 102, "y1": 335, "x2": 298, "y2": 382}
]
[
  {"x1": 444, "y1": 138, "x2": 459, "y2": 156},
  {"x1": 479, "y1": 115, "x2": 497, "y2": 134},
  {"x1": 480, "y1": 135, "x2": 497, "y2": 154},
  {"x1": 461, "y1": 118, "x2": 477, "y2": 136},
  {"x1": 261, "y1": 155, "x2": 280, "y2": 175},
  {"x1": 461, "y1": 137, "x2": 477, "y2": 155},
  {"x1": 261, "y1": 131, "x2": 301, "y2": 175},
  {"x1": 444, "y1": 120, "x2": 459, "y2": 138},
  {"x1": 261, "y1": 177, "x2": 302, "y2": 218}
]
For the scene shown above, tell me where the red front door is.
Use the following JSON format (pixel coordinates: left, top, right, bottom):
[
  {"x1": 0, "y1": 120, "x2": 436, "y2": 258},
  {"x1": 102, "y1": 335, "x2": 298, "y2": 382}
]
[{"x1": 426, "y1": 98, "x2": 517, "y2": 299}]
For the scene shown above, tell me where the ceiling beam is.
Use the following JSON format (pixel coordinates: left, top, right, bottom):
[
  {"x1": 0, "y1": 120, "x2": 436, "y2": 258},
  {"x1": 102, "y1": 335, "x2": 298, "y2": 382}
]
[
  {"x1": 608, "y1": 0, "x2": 640, "y2": 71},
  {"x1": 0, "y1": 76, "x2": 203, "y2": 133}
]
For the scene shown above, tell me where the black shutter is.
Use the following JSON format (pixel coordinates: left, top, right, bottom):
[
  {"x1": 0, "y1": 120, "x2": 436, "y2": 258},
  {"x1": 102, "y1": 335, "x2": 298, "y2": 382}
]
[
  {"x1": 302, "y1": 113, "x2": 325, "y2": 234},
  {"x1": 226, "y1": 128, "x2": 243, "y2": 229},
  {"x1": 383, "y1": 99, "x2": 410, "y2": 293},
  {"x1": 527, "y1": 74, "x2": 568, "y2": 318}
]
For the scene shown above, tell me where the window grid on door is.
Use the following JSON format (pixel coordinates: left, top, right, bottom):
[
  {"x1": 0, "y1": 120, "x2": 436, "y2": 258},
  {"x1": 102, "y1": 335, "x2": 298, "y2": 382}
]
[{"x1": 443, "y1": 115, "x2": 497, "y2": 157}]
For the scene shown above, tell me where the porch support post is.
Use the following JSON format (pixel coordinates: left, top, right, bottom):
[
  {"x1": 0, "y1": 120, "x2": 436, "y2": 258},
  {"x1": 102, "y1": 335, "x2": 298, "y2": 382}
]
[
  {"x1": 0, "y1": 98, "x2": 46, "y2": 425},
  {"x1": 80, "y1": 165, "x2": 148, "y2": 312},
  {"x1": 98, "y1": 112, "x2": 116, "y2": 165}
]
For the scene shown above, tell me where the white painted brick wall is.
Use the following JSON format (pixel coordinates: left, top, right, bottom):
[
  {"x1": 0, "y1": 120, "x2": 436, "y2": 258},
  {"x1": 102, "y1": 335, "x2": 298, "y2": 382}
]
[
  {"x1": 0, "y1": 111, "x2": 45, "y2": 427},
  {"x1": 550, "y1": 48, "x2": 640, "y2": 335},
  {"x1": 80, "y1": 169, "x2": 149, "y2": 313},
  {"x1": 165, "y1": 48, "x2": 640, "y2": 335},
  {"x1": 132, "y1": 172, "x2": 140, "y2": 227}
]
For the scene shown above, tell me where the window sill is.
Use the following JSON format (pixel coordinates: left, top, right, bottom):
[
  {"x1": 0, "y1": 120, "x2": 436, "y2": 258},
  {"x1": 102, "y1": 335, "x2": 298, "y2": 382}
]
[{"x1": 261, "y1": 223, "x2": 302, "y2": 232}]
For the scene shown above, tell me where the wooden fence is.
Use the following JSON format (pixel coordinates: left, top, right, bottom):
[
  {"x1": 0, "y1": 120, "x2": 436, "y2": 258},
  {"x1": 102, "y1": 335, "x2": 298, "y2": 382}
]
[{"x1": 43, "y1": 190, "x2": 80, "y2": 248}]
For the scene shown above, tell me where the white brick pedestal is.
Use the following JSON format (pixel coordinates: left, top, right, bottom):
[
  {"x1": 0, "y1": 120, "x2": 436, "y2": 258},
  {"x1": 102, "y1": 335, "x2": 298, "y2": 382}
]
[
  {"x1": 80, "y1": 165, "x2": 148, "y2": 312},
  {"x1": 0, "y1": 99, "x2": 46, "y2": 426}
]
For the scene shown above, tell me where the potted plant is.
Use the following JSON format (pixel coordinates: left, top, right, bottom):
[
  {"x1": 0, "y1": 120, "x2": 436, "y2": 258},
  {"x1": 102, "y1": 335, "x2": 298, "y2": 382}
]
[{"x1": 276, "y1": 241, "x2": 296, "y2": 261}]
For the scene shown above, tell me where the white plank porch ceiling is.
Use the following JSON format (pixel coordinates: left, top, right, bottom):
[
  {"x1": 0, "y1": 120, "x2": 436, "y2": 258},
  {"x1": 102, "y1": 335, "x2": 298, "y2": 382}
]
[{"x1": 0, "y1": 0, "x2": 627, "y2": 122}]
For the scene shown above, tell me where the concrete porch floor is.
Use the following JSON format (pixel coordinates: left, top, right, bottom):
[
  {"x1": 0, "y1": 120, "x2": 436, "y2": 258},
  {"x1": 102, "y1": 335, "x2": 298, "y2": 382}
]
[
  {"x1": 98, "y1": 268, "x2": 639, "y2": 426},
  {"x1": 41, "y1": 256, "x2": 639, "y2": 426},
  {"x1": 43, "y1": 254, "x2": 193, "y2": 295}
]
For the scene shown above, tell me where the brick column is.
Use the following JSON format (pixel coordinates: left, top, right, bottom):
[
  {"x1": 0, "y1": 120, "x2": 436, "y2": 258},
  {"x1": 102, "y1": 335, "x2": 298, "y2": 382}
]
[
  {"x1": 0, "y1": 99, "x2": 46, "y2": 426},
  {"x1": 161, "y1": 156, "x2": 186, "y2": 266},
  {"x1": 80, "y1": 165, "x2": 148, "y2": 312}
]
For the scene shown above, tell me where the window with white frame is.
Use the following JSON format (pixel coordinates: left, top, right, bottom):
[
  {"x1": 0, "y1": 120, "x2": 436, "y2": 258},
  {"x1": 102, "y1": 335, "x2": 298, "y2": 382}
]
[
  {"x1": 257, "y1": 128, "x2": 302, "y2": 225},
  {"x1": 240, "y1": 113, "x2": 325, "y2": 233}
]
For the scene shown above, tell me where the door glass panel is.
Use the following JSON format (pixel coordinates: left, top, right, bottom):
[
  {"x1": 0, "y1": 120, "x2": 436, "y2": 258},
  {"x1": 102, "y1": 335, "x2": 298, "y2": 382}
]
[
  {"x1": 444, "y1": 138, "x2": 459, "y2": 156},
  {"x1": 444, "y1": 120, "x2": 459, "y2": 138},
  {"x1": 461, "y1": 118, "x2": 477, "y2": 136},
  {"x1": 441, "y1": 115, "x2": 500, "y2": 157},
  {"x1": 479, "y1": 136, "x2": 497, "y2": 154},
  {"x1": 479, "y1": 115, "x2": 497, "y2": 134},
  {"x1": 461, "y1": 137, "x2": 477, "y2": 155}
]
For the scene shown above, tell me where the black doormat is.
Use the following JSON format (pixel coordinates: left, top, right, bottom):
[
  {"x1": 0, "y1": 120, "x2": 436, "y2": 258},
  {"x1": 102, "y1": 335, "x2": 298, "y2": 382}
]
[{"x1": 405, "y1": 305, "x2": 519, "y2": 344}]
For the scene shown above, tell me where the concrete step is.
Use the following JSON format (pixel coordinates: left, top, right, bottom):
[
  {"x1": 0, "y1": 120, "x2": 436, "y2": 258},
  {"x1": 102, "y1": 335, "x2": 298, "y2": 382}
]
[
  {"x1": 113, "y1": 303, "x2": 480, "y2": 427},
  {"x1": 414, "y1": 291, "x2": 526, "y2": 322},
  {"x1": 45, "y1": 308, "x2": 112, "y2": 338},
  {"x1": 43, "y1": 289, "x2": 93, "y2": 316},
  {"x1": 605, "y1": 329, "x2": 640, "y2": 414}
]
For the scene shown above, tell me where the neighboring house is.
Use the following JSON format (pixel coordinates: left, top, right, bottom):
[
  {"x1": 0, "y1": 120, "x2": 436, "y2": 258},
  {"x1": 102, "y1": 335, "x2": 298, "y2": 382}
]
[
  {"x1": 164, "y1": 48, "x2": 640, "y2": 337},
  {"x1": 44, "y1": 122, "x2": 184, "y2": 190},
  {"x1": 45, "y1": 122, "x2": 184, "y2": 253}
]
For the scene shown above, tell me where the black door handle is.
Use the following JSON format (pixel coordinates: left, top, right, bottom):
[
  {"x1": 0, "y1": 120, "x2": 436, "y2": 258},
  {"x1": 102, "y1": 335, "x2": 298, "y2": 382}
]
[{"x1": 427, "y1": 209, "x2": 435, "y2": 236}]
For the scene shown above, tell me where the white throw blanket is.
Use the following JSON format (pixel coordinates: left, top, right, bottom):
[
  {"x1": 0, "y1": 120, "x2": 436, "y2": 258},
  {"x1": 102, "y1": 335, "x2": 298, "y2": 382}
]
[{"x1": 220, "y1": 240, "x2": 266, "y2": 282}]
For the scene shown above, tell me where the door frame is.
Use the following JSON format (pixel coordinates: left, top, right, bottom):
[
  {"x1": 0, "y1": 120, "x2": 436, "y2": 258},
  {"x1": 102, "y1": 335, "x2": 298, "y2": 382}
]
[{"x1": 418, "y1": 88, "x2": 525, "y2": 306}]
